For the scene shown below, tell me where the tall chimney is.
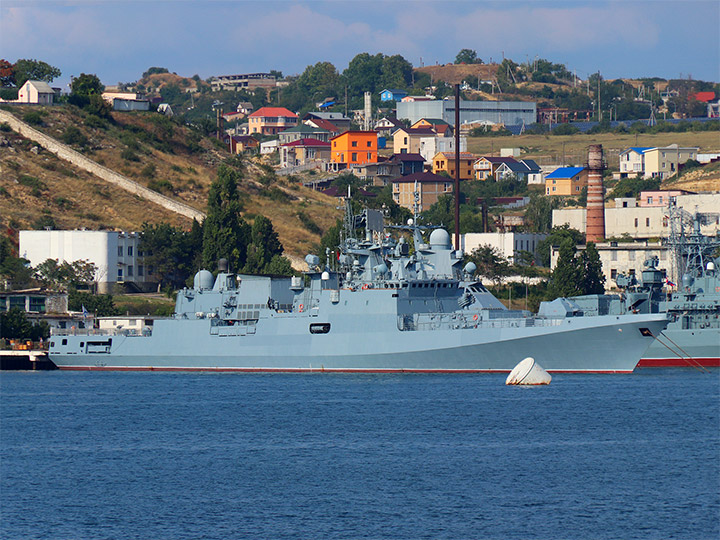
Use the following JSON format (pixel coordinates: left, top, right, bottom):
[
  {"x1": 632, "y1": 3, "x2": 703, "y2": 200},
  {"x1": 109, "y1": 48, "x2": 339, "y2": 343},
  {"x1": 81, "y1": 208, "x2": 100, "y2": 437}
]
[{"x1": 586, "y1": 144, "x2": 606, "y2": 243}]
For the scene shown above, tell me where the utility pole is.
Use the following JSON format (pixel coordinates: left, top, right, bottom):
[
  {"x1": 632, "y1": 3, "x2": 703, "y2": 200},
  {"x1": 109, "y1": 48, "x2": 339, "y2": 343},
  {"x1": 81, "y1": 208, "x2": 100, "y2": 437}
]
[{"x1": 454, "y1": 84, "x2": 460, "y2": 250}]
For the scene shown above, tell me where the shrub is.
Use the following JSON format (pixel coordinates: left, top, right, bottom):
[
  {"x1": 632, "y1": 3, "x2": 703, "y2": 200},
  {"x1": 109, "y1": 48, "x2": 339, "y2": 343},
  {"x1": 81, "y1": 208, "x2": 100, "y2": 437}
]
[
  {"x1": 298, "y1": 211, "x2": 322, "y2": 235},
  {"x1": 148, "y1": 179, "x2": 174, "y2": 194},
  {"x1": 61, "y1": 125, "x2": 89, "y2": 147},
  {"x1": 18, "y1": 174, "x2": 46, "y2": 192},
  {"x1": 141, "y1": 163, "x2": 156, "y2": 179},
  {"x1": 552, "y1": 123, "x2": 580, "y2": 135},
  {"x1": 32, "y1": 215, "x2": 57, "y2": 230},
  {"x1": 0, "y1": 186, "x2": 9, "y2": 197},
  {"x1": 23, "y1": 110, "x2": 45, "y2": 126},
  {"x1": 0, "y1": 122, "x2": 12, "y2": 132},
  {"x1": 84, "y1": 114, "x2": 107, "y2": 129},
  {"x1": 121, "y1": 148, "x2": 139, "y2": 161}
]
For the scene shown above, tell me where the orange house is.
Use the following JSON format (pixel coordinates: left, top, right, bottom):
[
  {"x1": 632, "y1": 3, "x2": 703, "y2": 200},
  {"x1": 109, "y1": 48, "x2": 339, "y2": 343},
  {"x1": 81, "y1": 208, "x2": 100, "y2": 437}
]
[
  {"x1": 432, "y1": 152, "x2": 476, "y2": 180},
  {"x1": 330, "y1": 131, "x2": 378, "y2": 166}
]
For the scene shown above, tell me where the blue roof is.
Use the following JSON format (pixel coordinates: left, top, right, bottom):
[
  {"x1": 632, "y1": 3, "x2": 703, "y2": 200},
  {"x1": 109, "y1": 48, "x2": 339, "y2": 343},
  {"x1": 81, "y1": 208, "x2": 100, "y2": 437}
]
[
  {"x1": 546, "y1": 166, "x2": 585, "y2": 179},
  {"x1": 380, "y1": 89, "x2": 408, "y2": 95},
  {"x1": 626, "y1": 147, "x2": 654, "y2": 154}
]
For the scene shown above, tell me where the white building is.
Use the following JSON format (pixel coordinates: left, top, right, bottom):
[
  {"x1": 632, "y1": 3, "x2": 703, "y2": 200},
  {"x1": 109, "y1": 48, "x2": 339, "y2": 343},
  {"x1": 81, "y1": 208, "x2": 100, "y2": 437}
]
[
  {"x1": 3, "y1": 80, "x2": 56, "y2": 105},
  {"x1": 552, "y1": 193, "x2": 720, "y2": 240},
  {"x1": 456, "y1": 232, "x2": 548, "y2": 264},
  {"x1": 617, "y1": 145, "x2": 699, "y2": 180},
  {"x1": 19, "y1": 230, "x2": 154, "y2": 293},
  {"x1": 418, "y1": 136, "x2": 467, "y2": 163}
]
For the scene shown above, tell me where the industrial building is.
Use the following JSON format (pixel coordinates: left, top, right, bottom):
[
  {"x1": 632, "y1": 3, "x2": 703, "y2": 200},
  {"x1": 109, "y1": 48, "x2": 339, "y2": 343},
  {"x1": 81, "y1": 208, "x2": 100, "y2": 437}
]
[{"x1": 397, "y1": 99, "x2": 537, "y2": 127}]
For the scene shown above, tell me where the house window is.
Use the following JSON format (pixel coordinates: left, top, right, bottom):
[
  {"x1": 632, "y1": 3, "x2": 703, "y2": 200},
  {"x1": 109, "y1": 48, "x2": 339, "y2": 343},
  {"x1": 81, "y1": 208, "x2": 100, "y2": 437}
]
[
  {"x1": 634, "y1": 218, "x2": 639, "y2": 227},
  {"x1": 367, "y1": 141, "x2": 372, "y2": 147},
  {"x1": 646, "y1": 218, "x2": 650, "y2": 227},
  {"x1": 333, "y1": 141, "x2": 337, "y2": 147},
  {"x1": 127, "y1": 246, "x2": 133, "y2": 256},
  {"x1": 118, "y1": 268, "x2": 123, "y2": 280},
  {"x1": 552, "y1": 187, "x2": 556, "y2": 192},
  {"x1": 611, "y1": 269, "x2": 618, "y2": 280},
  {"x1": 118, "y1": 246, "x2": 123, "y2": 257},
  {"x1": 127, "y1": 265, "x2": 134, "y2": 277},
  {"x1": 367, "y1": 152, "x2": 372, "y2": 160},
  {"x1": 404, "y1": 137, "x2": 408, "y2": 144},
  {"x1": 351, "y1": 141, "x2": 357, "y2": 147},
  {"x1": 138, "y1": 265, "x2": 144, "y2": 276},
  {"x1": 659, "y1": 196, "x2": 664, "y2": 204},
  {"x1": 628, "y1": 269, "x2": 636, "y2": 276},
  {"x1": 351, "y1": 153, "x2": 357, "y2": 161}
]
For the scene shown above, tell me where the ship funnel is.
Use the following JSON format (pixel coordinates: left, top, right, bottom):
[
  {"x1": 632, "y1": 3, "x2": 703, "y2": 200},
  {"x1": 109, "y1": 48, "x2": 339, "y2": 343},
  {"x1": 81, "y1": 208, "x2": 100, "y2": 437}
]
[{"x1": 585, "y1": 144, "x2": 606, "y2": 243}]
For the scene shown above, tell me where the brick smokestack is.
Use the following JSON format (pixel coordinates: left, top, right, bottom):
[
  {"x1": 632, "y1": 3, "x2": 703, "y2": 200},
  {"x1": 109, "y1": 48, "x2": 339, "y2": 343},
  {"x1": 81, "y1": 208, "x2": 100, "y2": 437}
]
[{"x1": 586, "y1": 144, "x2": 606, "y2": 243}]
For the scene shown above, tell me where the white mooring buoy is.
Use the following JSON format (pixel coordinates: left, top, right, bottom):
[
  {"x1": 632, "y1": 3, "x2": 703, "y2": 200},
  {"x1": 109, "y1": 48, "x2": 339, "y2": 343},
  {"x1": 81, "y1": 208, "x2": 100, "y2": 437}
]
[{"x1": 506, "y1": 357, "x2": 552, "y2": 385}]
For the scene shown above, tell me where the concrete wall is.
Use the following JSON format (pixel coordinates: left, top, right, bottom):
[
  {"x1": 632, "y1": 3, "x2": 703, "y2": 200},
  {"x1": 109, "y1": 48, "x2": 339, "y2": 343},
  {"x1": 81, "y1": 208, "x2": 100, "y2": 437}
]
[{"x1": 0, "y1": 110, "x2": 205, "y2": 222}]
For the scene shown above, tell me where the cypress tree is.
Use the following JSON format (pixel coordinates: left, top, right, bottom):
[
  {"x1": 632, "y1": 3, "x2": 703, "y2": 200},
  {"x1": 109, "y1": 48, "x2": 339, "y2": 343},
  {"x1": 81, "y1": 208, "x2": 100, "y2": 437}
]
[
  {"x1": 548, "y1": 237, "x2": 583, "y2": 298},
  {"x1": 580, "y1": 242, "x2": 606, "y2": 294},
  {"x1": 201, "y1": 165, "x2": 250, "y2": 272}
]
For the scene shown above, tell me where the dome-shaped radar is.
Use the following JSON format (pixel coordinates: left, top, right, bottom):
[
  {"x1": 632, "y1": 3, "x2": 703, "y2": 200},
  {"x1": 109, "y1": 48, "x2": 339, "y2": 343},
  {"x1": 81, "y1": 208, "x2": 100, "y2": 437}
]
[
  {"x1": 194, "y1": 270, "x2": 214, "y2": 290},
  {"x1": 429, "y1": 228, "x2": 451, "y2": 248}
]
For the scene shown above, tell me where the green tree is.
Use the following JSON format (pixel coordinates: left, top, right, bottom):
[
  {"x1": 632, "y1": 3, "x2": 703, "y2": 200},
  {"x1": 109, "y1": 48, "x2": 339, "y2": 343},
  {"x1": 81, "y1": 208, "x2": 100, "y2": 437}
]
[
  {"x1": 547, "y1": 237, "x2": 583, "y2": 298},
  {"x1": 455, "y1": 49, "x2": 481, "y2": 64},
  {"x1": 201, "y1": 165, "x2": 251, "y2": 272},
  {"x1": 140, "y1": 221, "x2": 202, "y2": 290},
  {"x1": 523, "y1": 194, "x2": 564, "y2": 233},
  {"x1": 536, "y1": 225, "x2": 584, "y2": 267},
  {"x1": 33, "y1": 259, "x2": 97, "y2": 291},
  {"x1": 68, "y1": 291, "x2": 119, "y2": 317},
  {"x1": 242, "y1": 215, "x2": 288, "y2": 274},
  {"x1": 579, "y1": 242, "x2": 605, "y2": 294},
  {"x1": 12, "y1": 59, "x2": 61, "y2": 87},
  {"x1": 467, "y1": 245, "x2": 510, "y2": 284},
  {"x1": 70, "y1": 73, "x2": 104, "y2": 96},
  {"x1": 314, "y1": 219, "x2": 343, "y2": 264},
  {"x1": 0, "y1": 236, "x2": 33, "y2": 290}
]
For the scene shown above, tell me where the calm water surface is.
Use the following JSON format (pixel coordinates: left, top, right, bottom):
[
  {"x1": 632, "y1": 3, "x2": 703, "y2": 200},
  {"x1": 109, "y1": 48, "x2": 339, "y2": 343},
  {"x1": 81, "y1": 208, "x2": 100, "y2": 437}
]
[{"x1": 1, "y1": 369, "x2": 718, "y2": 540}]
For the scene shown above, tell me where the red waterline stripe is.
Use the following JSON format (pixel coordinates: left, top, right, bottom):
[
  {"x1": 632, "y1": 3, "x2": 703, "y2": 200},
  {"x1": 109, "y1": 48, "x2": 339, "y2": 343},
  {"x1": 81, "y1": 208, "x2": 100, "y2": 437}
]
[
  {"x1": 56, "y1": 366, "x2": 634, "y2": 374},
  {"x1": 637, "y1": 358, "x2": 720, "y2": 368}
]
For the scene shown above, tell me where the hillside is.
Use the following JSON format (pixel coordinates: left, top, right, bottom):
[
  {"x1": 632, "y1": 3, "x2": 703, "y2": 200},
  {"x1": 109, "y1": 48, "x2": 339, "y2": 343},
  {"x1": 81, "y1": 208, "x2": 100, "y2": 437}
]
[{"x1": 0, "y1": 105, "x2": 340, "y2": 259}]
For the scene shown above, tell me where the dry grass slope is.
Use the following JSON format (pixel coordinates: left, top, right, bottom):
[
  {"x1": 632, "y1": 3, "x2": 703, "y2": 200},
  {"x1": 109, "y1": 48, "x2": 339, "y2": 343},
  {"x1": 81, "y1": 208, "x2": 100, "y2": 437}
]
[{"x1": 0, "y1": 105, "x2": 340, "y2": 258}]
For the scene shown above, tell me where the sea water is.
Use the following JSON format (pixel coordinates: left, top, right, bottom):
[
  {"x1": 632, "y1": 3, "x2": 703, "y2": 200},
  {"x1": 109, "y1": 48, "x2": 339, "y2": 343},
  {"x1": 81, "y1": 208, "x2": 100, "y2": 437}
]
[{"x1": 1, "y1": 370, "x2": 718, "y2": 540}]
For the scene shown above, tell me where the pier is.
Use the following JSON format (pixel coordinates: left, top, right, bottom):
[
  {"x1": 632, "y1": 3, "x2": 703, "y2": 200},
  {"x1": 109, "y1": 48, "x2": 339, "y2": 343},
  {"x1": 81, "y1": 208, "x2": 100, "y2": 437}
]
[{"x1": 0, "y1": 350, "x2": 57, "y2": 371}]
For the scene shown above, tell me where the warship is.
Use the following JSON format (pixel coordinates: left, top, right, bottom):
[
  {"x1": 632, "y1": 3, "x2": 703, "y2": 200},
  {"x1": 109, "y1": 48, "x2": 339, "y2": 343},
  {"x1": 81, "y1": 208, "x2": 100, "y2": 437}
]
[
  {"x1": 635, "y1": 207, "x2": 718, "y2": 368},
  {"x1": 48, "y1": 204, "x2": 667, "y2": 373}
]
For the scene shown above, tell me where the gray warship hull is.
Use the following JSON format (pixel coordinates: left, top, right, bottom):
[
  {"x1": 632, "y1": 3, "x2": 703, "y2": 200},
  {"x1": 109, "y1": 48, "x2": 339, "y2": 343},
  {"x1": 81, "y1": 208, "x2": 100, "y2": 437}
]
[
  {"x1": 639, "y1": 328, "x2": 719, "y2": 368},
  {"x1": 50, "y1": 311, "x2": 666, "y2": 373}
]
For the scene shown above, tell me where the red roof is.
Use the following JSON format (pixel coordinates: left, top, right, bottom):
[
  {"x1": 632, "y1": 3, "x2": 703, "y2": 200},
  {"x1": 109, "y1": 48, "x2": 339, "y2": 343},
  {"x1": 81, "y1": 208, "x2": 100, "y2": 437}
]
[
  {"x1": 691, "y1": 91, "x2": 716, "y2": 103},
  {"x1": 280, "y1": 137, "x2": 330, "y2": 148},
  {"x1": 249, "y1": 107, "x2": 298, "y2": 118},
  {"x1": 307, "y1": 118, "x2": 340, "y2": 132}
]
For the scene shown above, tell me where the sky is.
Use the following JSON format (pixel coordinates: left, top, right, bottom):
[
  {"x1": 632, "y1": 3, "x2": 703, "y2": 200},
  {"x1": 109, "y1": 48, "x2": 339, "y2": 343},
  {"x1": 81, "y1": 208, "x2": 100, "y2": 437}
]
[{"x1": 2, "y1": 0, "x2": 719, "y2": 90}]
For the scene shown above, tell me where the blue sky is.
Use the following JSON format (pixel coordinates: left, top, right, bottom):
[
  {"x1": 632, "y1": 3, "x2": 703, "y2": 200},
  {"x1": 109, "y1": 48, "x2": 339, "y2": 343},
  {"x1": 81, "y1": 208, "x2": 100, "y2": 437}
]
[{"x1": 2, "y1": 0, "x2": 718, "y2": 90}]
